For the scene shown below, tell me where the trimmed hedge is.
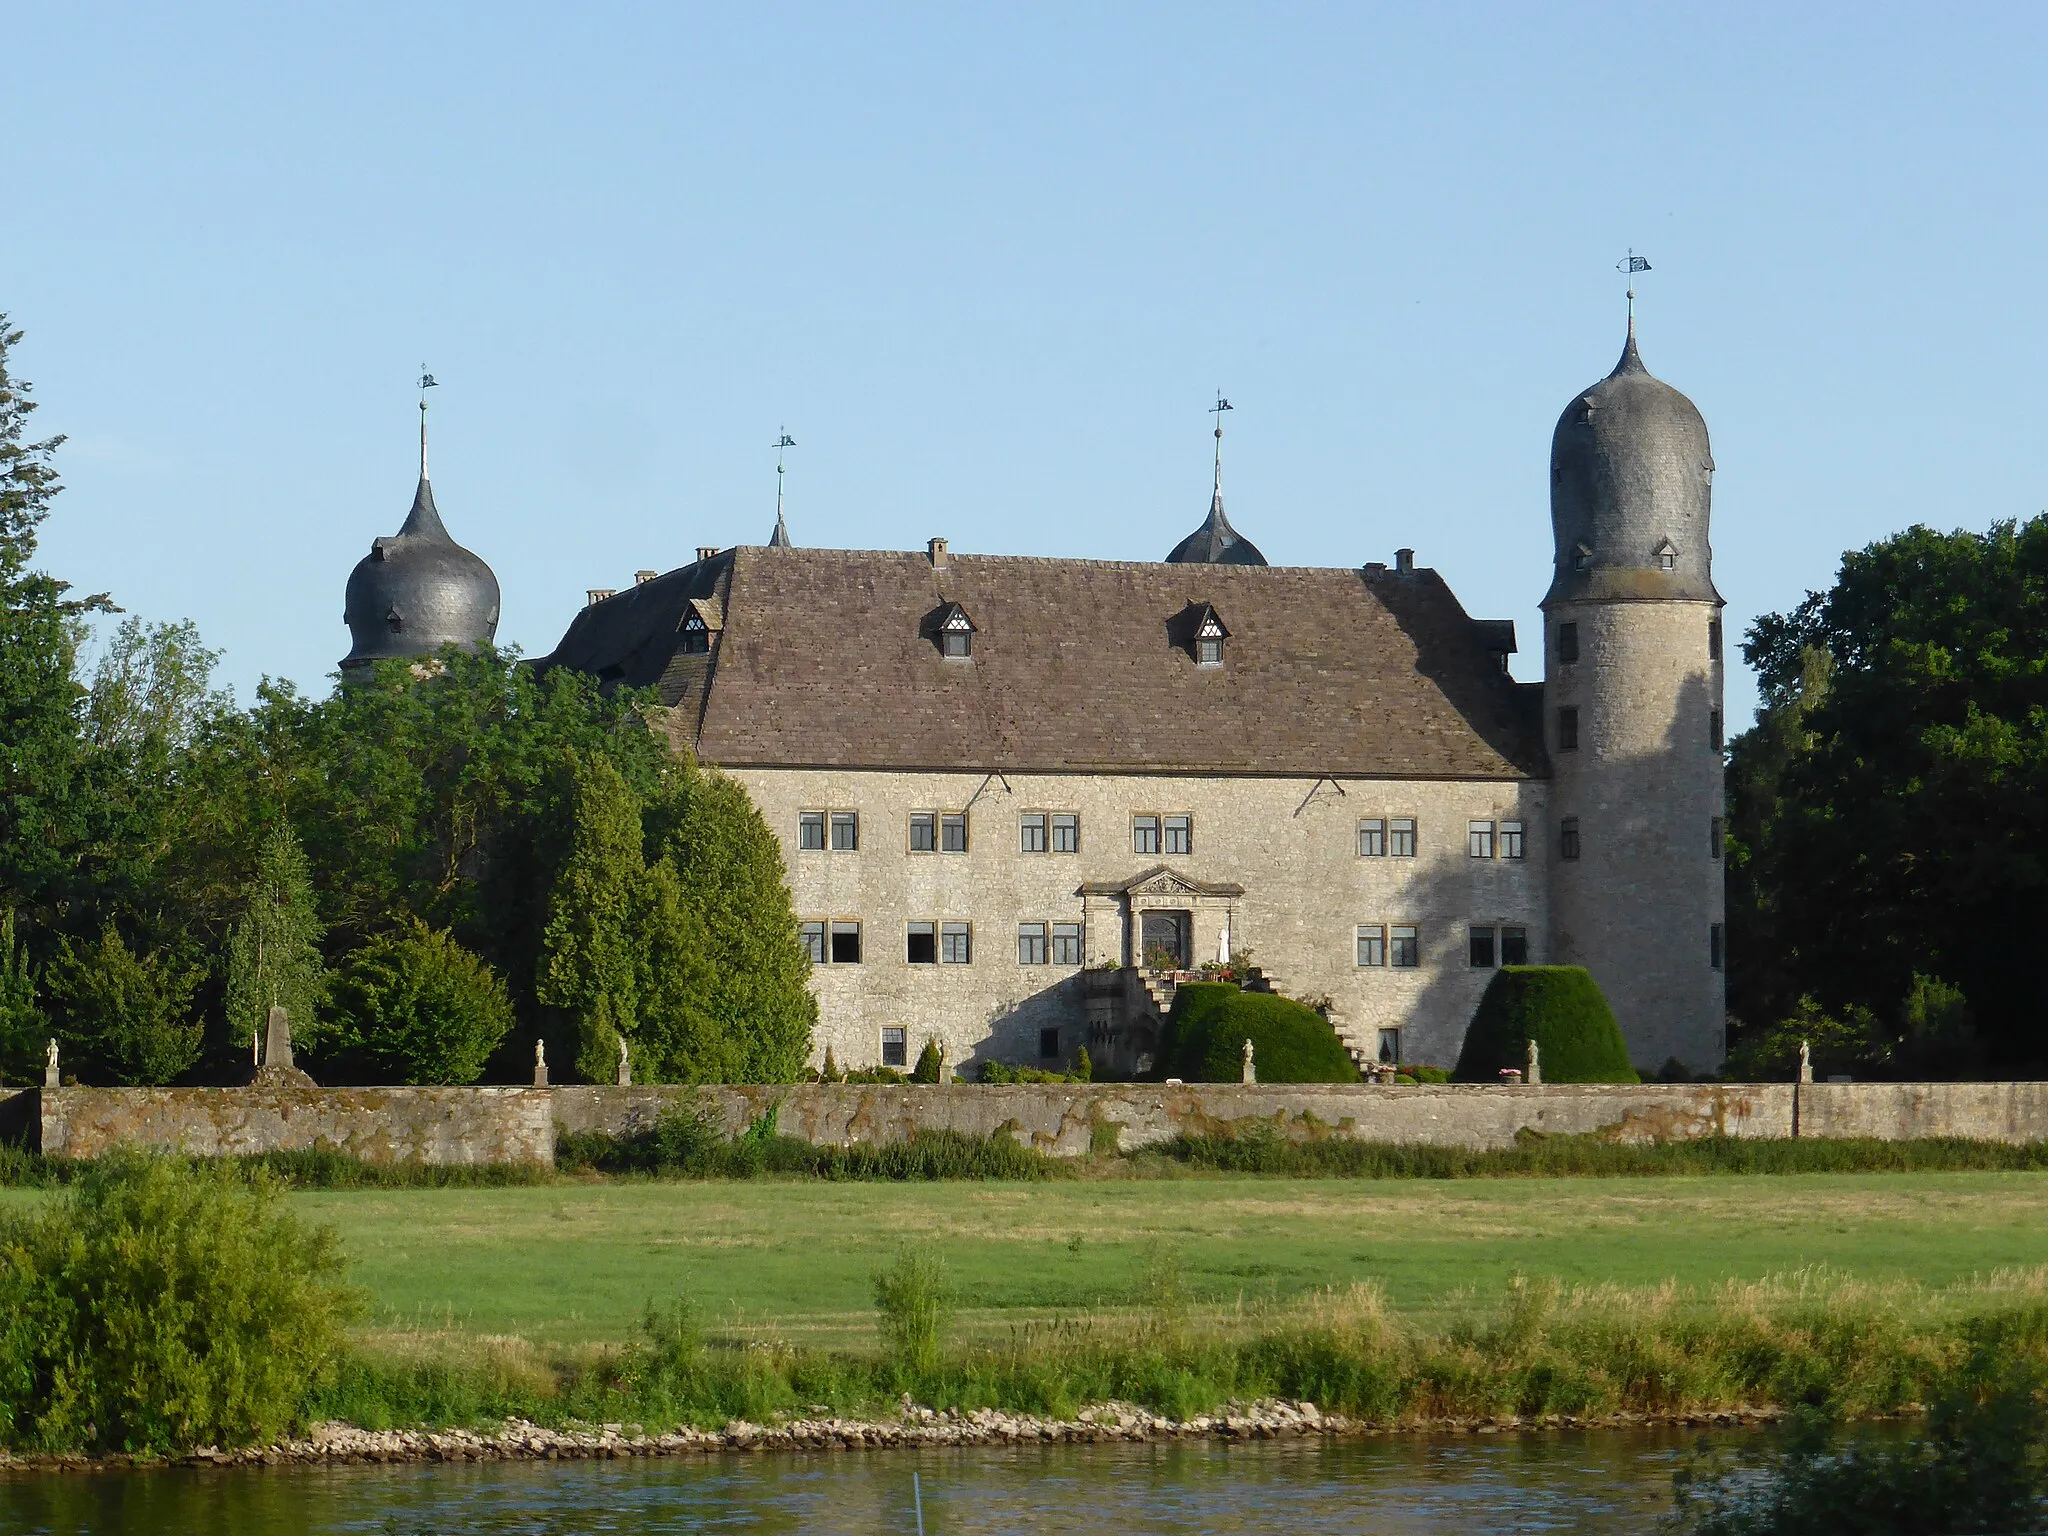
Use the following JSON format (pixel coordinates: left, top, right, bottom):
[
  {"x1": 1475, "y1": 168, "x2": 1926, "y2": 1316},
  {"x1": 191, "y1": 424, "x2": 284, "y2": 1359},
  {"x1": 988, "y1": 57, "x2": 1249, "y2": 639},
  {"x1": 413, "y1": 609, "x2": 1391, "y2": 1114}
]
[
  {"x1": 1455, "y1": 965, "x2": 1638, "y2": 1083},
  {"x1": 1159, "y1": 983, "x2": 1359, "y2": 1084}
]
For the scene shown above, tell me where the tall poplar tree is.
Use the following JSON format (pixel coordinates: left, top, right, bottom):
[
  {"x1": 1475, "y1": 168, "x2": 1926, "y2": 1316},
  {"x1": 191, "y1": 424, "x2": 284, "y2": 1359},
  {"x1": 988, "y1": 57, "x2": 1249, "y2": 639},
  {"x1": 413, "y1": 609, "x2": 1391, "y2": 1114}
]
[
  {"x1": 223, "y1": 824, "x2": 327, "y2": 1050},
  {"x1": 0, "y1": 908, "x2": 42, "y2": 1083},
  {"x1": 538, "y1": 751, "x2": 647, "y2": 1081}
]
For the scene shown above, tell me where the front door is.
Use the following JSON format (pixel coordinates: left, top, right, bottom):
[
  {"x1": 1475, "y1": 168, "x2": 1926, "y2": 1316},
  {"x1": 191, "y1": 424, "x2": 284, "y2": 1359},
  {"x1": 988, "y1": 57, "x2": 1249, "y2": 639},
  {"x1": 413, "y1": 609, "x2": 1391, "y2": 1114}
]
[{"x1": 1139, "y1": 910, "x2": 1190, "y2": 970}]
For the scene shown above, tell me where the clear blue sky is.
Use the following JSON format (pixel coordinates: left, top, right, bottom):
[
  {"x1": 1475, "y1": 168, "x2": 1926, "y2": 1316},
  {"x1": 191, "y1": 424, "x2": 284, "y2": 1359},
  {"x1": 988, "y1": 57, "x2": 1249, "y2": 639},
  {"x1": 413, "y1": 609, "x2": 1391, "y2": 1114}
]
[{"x1": 8, "y1": 4, "x2": 2046, "y2": 727}]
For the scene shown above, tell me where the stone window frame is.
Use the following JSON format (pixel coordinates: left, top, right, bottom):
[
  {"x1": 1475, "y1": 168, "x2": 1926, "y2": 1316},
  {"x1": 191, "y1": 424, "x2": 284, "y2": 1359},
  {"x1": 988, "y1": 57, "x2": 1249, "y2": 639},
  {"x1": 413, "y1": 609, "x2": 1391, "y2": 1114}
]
[
  {"x1": 1468, "y1": 924, "x2": 1497, "y2": 968},
  {"x1": 940, "y1": 812, "x2": 970, "y2": 853},
  {"x1": 909, "y1": 812, "x2": 936, "y2": 853},
  {"x1": 1389, "y1": 924, "x2": 1421, "y2": 969},
  {"x1": 1132, "y1": 814, "x2": 1161, "y2": 856},
  {"x1": 1501, "y1": 924, "x2": 1529, "y2": 965},
  {"x1": 799, "y1": 921, "x2": 826, "y2": 963},
  {"x1": 1467, "y1": 821, "x2": 1496, "y2": 859},
  {"x1": 1388, "y1": 817, "x2": 1418, "y2": 858},
  {"x1": 881, "y1": 1027, "x2": 908, "y2": 1068},
  {"x1": 798, "y1": 811, "x2": 827, "y2": 851},
  {"x1": 1376, "y1": 1027, "x2": 1402, "y2": 1065},
  {"x1": 1017, "y1": 921, "x2": 1048, "y2": 965},
  {"x1": 1050, "y1": 813, "x2": 1080, "y2": 854},
  {"x1": 1500, "y1": 821, "x2": 1525, "y2": 859},
  {"x1": 1163, "y1": 814, "x2": 1193, "y2": 856},
  {"x1": 829, "y1": 811, "x2": 860, "y2": 852},
  {"x1": 940, "y1": 921, "x2": 973, "y2": 964},
  {"x1": 1355, "y1": 924, "x2": 1386, "y2": 968},
  {"x1": 907, "y1": 921, "x2": 937, "y2": 965},
  {"x1": 1019, "y1": 812, "x2": 1047, "y2": 853},
  {"x1": 829, "y1": 920, "x2": 863, "y2": 964},
  {"x1": 1357, "y1": 818, "x2": 1386, "y2": 858},
  {"x1": 1050, "y1": 921, "x2": 1083, "y2": 966}
]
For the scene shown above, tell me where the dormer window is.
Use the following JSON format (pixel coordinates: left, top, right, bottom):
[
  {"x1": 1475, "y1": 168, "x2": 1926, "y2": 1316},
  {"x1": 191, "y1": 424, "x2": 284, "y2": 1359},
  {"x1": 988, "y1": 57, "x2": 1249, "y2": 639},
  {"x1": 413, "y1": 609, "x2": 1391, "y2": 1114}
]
[
  {"x1": 932, "y1": 602, "x2": 977, "y2": 659},
  {"x1": 1654, "y1": 538, "x2": 1678, "y2": 572},
  {"x1": 678, "y1": 597, "x2": 723, "y2": 656},
  {"x1": 1573, "y1": 544, "x2": 1593, "y2": 573},
  {"x1": 1174, "y1": 602, "x2": 1230, "y2": 666},
  {"x1": 1196, "y1": 612, "x2": 1227, "y2": 666},
  {"x1": 679, "y1": 615, "x2": 710, "y2": 655}
]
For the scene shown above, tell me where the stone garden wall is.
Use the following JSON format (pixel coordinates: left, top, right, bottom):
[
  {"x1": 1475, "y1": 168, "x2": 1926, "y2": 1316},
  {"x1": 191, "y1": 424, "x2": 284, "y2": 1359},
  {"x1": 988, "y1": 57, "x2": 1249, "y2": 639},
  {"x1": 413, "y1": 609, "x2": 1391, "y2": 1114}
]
[{"x1": 15, "y1": 1079, "x2": 2048, "y2": 1165}]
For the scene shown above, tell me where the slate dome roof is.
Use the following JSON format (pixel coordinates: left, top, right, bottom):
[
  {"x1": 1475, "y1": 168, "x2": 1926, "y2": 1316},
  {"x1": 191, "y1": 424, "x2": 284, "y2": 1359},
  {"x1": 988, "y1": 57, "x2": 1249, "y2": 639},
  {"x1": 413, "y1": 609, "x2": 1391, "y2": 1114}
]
[
  {"x1": 341, "y1": 469, "x2": 500, "y2": 668},
  {"x1": 1544, "y1": 320, "x2": 1718, "y2": 607}
]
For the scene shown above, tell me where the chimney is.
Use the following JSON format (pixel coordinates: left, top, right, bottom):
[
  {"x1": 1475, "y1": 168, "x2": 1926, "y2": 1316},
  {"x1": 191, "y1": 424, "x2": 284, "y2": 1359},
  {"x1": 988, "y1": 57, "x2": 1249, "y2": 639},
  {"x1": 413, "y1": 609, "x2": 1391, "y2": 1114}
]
[
  {"x1": 927, "y1": 537, "x2": 949, "y2": 570},
  {"x1": 696, "y1": 546, "x2": 719, "y2": 564},
  {"x1": 635, "y1": 569, "x2": 658, "y2": 585},
  {"x1": 586, "y1": 588, "x2": 615, "y2": 607},
  {"x1": 1394, "y1": 548, "x2": 1415, "y2": 575}
]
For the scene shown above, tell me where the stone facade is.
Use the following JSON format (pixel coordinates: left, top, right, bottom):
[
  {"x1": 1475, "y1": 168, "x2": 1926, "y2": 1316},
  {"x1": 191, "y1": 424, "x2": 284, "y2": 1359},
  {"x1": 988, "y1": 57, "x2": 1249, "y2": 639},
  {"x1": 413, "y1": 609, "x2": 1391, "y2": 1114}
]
[{"x1": 728, "y1": 767, "x2": 1549, "y2": 1074}]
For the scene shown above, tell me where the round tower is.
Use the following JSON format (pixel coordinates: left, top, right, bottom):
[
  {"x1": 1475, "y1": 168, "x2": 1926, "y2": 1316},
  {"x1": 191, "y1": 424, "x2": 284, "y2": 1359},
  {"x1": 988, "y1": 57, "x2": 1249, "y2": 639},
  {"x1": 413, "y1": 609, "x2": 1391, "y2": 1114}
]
[{"x1": 1543, "y1": 313, "x2": 1725, "y2": 1073}]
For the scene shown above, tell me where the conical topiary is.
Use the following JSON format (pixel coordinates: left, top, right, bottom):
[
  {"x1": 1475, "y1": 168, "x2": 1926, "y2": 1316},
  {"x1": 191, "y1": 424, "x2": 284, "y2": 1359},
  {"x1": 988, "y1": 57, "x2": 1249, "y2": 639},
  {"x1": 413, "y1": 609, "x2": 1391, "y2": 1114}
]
[{"x1": 1454, "y1": 966, "x2": 1637, "y2": 1083}]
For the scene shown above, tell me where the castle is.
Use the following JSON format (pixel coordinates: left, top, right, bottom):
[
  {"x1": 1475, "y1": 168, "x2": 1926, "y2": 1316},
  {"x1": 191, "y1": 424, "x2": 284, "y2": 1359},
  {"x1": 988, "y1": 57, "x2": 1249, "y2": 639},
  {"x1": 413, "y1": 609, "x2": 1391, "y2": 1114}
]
[{"x1": 345, "y1": 317, "x2": 1727, "y2": 1076}]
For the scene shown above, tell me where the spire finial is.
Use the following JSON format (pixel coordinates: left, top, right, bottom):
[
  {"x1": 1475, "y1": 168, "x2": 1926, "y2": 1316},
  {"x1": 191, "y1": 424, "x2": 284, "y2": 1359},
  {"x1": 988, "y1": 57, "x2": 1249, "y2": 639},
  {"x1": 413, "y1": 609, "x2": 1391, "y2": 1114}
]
[
  {"x1": 770, "y1": 428, "x2": 796, "y2": 547},
  {"x1": 1209, "y1": 392, "x2": 1232, "y2": 506},
  {"x1": 1616, "y1": 250, "x2": 1651, "y2": 346},
  {"x1": 417, "y1": 366, "x2": 438, "y2": 481}
]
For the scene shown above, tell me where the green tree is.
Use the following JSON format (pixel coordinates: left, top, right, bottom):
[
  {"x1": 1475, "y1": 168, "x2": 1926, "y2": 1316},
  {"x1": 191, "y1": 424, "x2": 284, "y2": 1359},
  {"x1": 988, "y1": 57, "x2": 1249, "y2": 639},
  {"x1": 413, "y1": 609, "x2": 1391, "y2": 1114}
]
[
  {"x1": 0, "y1": 908, "x2": 41, "y2": 1083},
  {"x1": 326, "y1": 921, "x2": 515, "y2": 1084},
  {"x1": 539, "y1": 751, "x2": 653, "y2": 1082},
  {"x1": 223, "y1": 824, "x2": 327, "y2": 1052},
  {"x1": 646, "y1": 762, "x2": 815, "y2": 1082},
  {"x1": 46, "y1": 927, "x2": 202, "y2": 1084},
  {"x1": 0, "y1": 315, "x2": 109, "y2": 914},
  {"x1": 1731, "y1": 517, "x2": 2048, "y2": 1074},
  {"x1": 629, "y1": 855, "x2": 728, "y2": 1083},
  {"x1": 1454, "y1": 966, "x2": 1637, "y2": 1084}
]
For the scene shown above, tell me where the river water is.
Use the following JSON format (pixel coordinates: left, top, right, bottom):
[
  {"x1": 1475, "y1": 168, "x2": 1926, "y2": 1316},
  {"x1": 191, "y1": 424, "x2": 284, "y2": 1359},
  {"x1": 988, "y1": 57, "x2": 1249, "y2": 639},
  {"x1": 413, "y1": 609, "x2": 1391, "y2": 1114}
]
[{"x1": 1, "y1": 1429, "x2": 1738, "y2": 1534}]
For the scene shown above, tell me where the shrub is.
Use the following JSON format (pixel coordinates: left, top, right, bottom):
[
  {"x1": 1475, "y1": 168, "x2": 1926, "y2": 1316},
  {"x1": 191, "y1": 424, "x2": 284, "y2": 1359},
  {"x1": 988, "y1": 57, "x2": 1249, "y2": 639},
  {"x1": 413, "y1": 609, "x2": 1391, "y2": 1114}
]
[
  {"x1": 1159, "y1": 983, "x2": 1359, "y2": 1084},
  {"x1": 0, "y1": 1152, "x2": 357, "y2": 1453},
  {"x1": 910, "y1": 1038, "x2": 945, "y2": 1083},
  {"x1": 873, "y1": 1246, "x2": 952, "y2": 1381},
  {"x1": 1454, "y1": 966, "x2": 1637, "y2": 1084},
  {"x1": 326, "y1": 921, "x2": 516, "y2": 1084},
  {"x1": 45, "y1": 927, "x2": 202, "y2": 1085}
]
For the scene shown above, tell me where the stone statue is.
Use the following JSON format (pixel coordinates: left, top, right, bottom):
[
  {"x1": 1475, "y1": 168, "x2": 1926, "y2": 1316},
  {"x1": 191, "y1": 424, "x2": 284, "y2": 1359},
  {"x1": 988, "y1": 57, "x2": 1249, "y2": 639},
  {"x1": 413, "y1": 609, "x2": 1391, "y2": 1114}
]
[
  {"x1": 534, "y1": 1039, "x2": 548, "y2": 1088},
  {"x1": 1241, "y1": 1037, "x2": 1256, "y2": 1085},
  {"x1": 1525, "y1": 1038, "x2": 1542, "y2": 1086},
  {"x1": 1798, "y1": 1041, "x2": 1813, "y2": 1085},
  {"x1": 617, "y1": 1037, "x2": 631, "y2": 1087},
  {"x1": 44, "y1": 1037, "x2": 59, "y2": 1089},
  {"x1": 252, "y1": 1030, "x2": 262, "y2": 1069}
]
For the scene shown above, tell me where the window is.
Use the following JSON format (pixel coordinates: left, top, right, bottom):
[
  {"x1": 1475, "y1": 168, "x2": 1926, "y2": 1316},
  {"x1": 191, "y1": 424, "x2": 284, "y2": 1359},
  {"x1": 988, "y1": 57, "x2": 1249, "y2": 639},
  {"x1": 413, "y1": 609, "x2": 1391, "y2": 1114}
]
[
  {"x1": 1558, "y1": 622, "x2": 1579, "y2": 664},
  {"x1": 881, "y1": 1027, "x2": 907, "y2": 1068},
  {"x1": 830, "y1": 922, "x2": 862, "y2": 964},
  {"x1": 1050, "y1": 814, "x2": 1079, "y2": 853},
  {"x1": 1019, "y1": 813, "x2": 1046, "y2": 853},
  {"x1": 798, "y1": 812, "x2": 826, "y2": 850},
  {"x1": 1710, "y1": 817, "x2": 1724, "y2": 859},
  {"x1": 1017, "y1": 922, "x2": 1047, "y2": 965},
  {"x1": 1390, "y1": 925, "x2": 1420, "y2": 968},
  {"x1": 1501, "y1": 925, "x2": 1529, "y2": 965},
  {"x1": 1573, "y1": 544, "x2": 1592, "y2": 572},
  {"x1": 1039, "y1": 1027, "x2": 1061, "y2": 1059},
  {"x1": 1357, "y1": 818, "x2": 1386, "y2": 857},
  {"x1": 1389, "y1": 818, "x2": 1417, "y2": 858},
  {"x1": 1468, "y1": 821, "x2": 1495, "y2": 859},
  {"x1": 1133, "y1": 815, "x2": 1161, "y2": 855},
  {"x1": 830, "y1": 811, "x2": 859, "y2": 851},
  {"x1": 1558, "y1": 707, "x2": 1579, "y2": 751},
  {"x1": 1708, "y1": 619, "x2": 1723, "y2": 661},
  {"x1": 1561, "y1": 817, "x2": 1581, "y2": 861},
  {"x1": 1710, "y1": 710, "x2": 1724, "y2": 751},
  {"x1": 1051, "y1": 922, "x2": 1083, "y2": 966},
  {"x1": 941, "y1": 813, "x2": 968, "y2": 853},
  {"x1": 679, "y1": 625, "x2": 710, "y2": 656},
  {"x1": 1500, "y1": 821, "x2": 1525, "y2": 859},
  {"x1": 1710, "y1": 922, "x2": 1725, "y2": 971},
  {"x1": 907, "y1": 922, "x2": 936, "y2": 965},
  {"x1": 1196, "y1": 636, "x2": 1223, "y2": 665},
  {"x1": 940, "y1": 922, "x2": 972, "y2": 964},
  {"x1": 940, "y1": 630, "x2": 972, "y2": 659},
  {"x1": 1376, "y1": 1027, "x2": 1401, "y2": 1065},
  {"x1": 1164, "y1": 815, "x2": 1192, "y2": 855},
  {"x1": 909, "y1": 813, "x2": 936, "y2": 852},
  {"x1": 1469, "y1": 925, "x2": 1497, "y2": 968},
  {"x1": 1657, "y1": 547, "x2": 1677, "y2": 572},
  {"x1": 800, "y1": 922, "x2": 826, "y2": 964},
  {"x1": 1356, "y1": 925, "x2": 1386, "y2": 967}
]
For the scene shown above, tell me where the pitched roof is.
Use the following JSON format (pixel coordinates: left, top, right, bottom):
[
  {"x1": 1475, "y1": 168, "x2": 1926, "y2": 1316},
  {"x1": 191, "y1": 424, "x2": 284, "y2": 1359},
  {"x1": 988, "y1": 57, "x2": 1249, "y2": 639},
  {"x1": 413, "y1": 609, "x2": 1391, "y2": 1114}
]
[{"x1": 536, "y1": 546, "x2": 1545, "y2": 780}]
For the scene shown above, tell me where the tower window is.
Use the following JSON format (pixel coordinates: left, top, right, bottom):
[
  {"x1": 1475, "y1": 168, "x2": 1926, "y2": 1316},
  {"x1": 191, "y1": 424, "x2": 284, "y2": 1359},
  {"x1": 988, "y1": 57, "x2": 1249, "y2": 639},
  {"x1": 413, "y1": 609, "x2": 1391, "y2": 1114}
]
[
  {"x1": 1710, "y1": 817, "x2": 1724, "y2": 859},
  {"x1": 1469, "y1": 926, "x2": 1497, "y2": 968},
  {"x1": 1558, "y1": 622, "x2": 1579, "y2": 664},
  {"x1": 1560, "y1": 817, "x2": 1581, "y2": 861},
  {"x1": 1558, "y1": 707, "x2": 1579, "y2": 751},
  {"x1": 1501, "y1": 925, "x2": 1529, "y2": 965},
  {"x1": 1573, "y1": 544, "x2": 1593, "y2": 572},
  {"x1": 1389, "y1": 817, "x2": 1417, "y2": 857},
  {"x1": 1710, "y1": 922, "x2": 1725, "y2": 971},
  {"x1": 1500, "y1": 821, "x2": 1525, "y2": 859},
  {"x1": 1710, "y1": 710, "x2": 1724, "y2": 751},
  {"x1": 1708, "y1": 618, "x2": 1723, "y2": 660},
  {"x1": 1655, "y1": 539, "x2": 1678, "y2": 572}
]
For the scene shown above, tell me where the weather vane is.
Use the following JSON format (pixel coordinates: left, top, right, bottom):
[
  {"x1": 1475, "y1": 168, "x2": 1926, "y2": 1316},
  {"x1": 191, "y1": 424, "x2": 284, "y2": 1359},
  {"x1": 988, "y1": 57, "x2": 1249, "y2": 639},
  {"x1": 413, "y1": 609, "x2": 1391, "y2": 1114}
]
[
  {"x1": 1616, "y1": 250, "x2": 1651, "y2": 326},
  {"x1": 773, "y1": 427, "x2": 796, "y2": 528},
  {"x1": 417, "y1": 367, "x2": 438, "y2": 479}
]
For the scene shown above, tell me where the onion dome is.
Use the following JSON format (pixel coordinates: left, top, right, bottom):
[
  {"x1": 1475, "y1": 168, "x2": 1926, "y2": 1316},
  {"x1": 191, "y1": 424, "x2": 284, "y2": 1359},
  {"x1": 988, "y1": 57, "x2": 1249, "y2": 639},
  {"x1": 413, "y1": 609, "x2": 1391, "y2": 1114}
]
[
  {"x1": 1166, "y1": 408, "x2": 1266, "y2": 566},
  {"x1": 341, "y1": 412, "x2": 500, "y2": 668},
  {"x1": 1545, "y1": 314, "x2": 1717, "y2": 606}
]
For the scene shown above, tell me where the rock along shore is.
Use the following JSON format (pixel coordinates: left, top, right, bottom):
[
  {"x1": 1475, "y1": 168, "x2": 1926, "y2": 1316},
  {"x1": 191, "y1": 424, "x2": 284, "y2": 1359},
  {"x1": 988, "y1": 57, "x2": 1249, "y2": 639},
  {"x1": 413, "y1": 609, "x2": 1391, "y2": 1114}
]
[{"x1": 0, "y1": 1399, "x2": 1791, "y2": 1473}]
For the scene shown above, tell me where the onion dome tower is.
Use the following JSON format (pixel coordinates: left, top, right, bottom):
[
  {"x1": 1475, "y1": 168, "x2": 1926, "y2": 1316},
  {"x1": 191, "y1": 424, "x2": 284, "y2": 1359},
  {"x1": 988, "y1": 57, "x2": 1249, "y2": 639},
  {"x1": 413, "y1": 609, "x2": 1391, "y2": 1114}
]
[
  {"x1": 1542, "y1": 300, "x2": 1726, "y2": 1072},
  {"x1": 342, "y1": 387, "x2": 500, "y2": 669},
  {"x1": 1166, "y1": 395, "x2": 1266, "y2": 565}
]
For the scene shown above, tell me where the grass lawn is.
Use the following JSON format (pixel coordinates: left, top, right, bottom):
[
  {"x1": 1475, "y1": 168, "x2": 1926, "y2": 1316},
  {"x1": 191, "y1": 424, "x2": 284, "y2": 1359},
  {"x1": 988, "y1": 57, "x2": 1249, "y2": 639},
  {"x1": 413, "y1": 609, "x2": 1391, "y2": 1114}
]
[{"x1": 265, "y1": 1171, "x2": 2048, "y2": 1346}]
